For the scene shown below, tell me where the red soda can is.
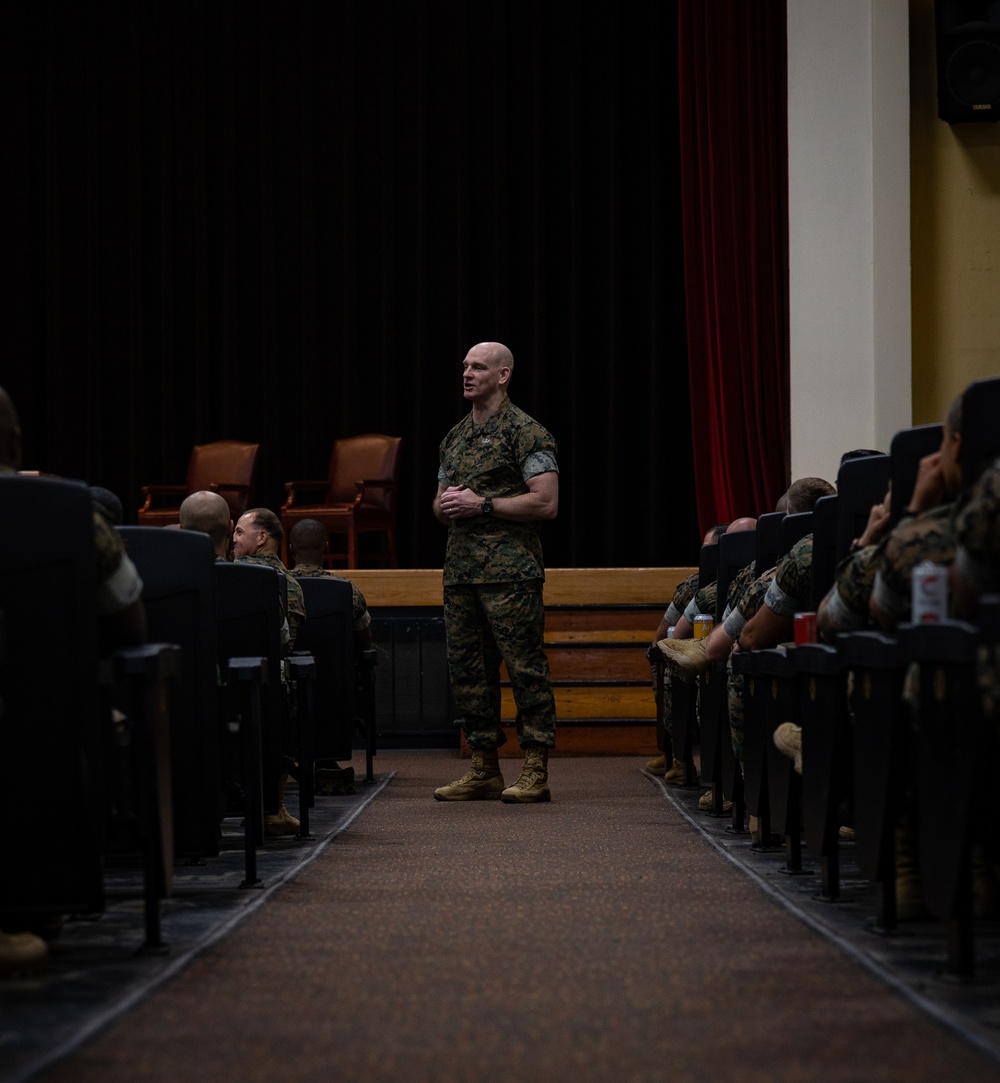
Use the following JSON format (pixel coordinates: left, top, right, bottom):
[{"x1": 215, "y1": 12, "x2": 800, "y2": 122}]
[
  {"x1": 794, "y1": 612, "x2": 817, "y2": 645},
  {"x1": 912, "y1": 561, "x2": 948, "y2": 623}
]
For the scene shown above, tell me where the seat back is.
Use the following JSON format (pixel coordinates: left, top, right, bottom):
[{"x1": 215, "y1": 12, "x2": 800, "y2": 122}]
[
  {"x1": 780, "y1": 511, "x2": 813, "y2": 556},
  {"x1": 810, "y1": 494, "x2": 839, "y2": 611},
  {"x1": 214, "y1": 561, "x2": 285, "y2": 804},
  {"x1": 294, "y1": 576, "x2": 357, "y2": 762},
  {"x1": 889, "y1": 424, "x2": 943, "y2": 528},
  {"x1": 118, "y1": 526, "x2": 222, "y2": 858},
  {"x1": 326, "y1": 434, "x2": 402, "y2": 512},
  {"x1": 836, "y1": 453, "x2": 891, "y2": 559},
  {"x1": 962, "y1": 375, "x2": 1000, "y2": 492},
  {"x1": 699, "y1": 528, "x2": 756, "y2": 805},
  {"x1": 716, "y1": 529, "x2": 757, "y2": 623},
  {"x1": 187, "y1": 440, "x2": 260, "y2": 519},
  {"x1": 698, "y1": 540, "x2": 719, "y2": 594},
  {"x1": 754, "y1": 511, "x2": 784, "y2": 572},
  {"x1": 0, "y1": 476, "x2": 106, "y2": 917}
]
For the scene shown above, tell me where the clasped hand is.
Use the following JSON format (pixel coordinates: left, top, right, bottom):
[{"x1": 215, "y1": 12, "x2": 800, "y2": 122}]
[{"x1": 439, "y1": 485, "x2": 481, "y2": 519}]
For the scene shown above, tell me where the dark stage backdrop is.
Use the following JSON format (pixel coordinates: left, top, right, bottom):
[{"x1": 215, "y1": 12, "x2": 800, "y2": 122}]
[{"x1": 6, "y1": 2, "x2": 785, "y2": 570}]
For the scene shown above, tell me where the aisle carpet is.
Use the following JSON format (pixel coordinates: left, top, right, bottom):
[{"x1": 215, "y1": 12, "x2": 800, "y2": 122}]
[{"x1": 12, "y1": 752, "x2": 1000, "y2": 1083}]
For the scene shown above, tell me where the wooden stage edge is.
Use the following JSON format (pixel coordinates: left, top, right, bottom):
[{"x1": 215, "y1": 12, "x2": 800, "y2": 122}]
[{"x1": 337, "y1": 567, "x2": 696, "y2": 608}]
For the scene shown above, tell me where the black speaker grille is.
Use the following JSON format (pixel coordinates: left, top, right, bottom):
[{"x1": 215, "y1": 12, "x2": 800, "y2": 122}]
[{"x1": 945, "y1": 37, "x2": 1000, "y2": 109}]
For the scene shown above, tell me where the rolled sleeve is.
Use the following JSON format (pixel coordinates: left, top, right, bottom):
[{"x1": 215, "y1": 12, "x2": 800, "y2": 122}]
[
  {"x1": 822, "y1": 583, "x2": 870, "y2": 633},
  {"x1": 97, "y1": 552, "x2": 144, "y2": 617},
  {"x1": 763, "y1": 576, "x2": 799, "y2": 618},
  {"x1": 723, "y1": 608, "x2": 746, "y2": 639}
]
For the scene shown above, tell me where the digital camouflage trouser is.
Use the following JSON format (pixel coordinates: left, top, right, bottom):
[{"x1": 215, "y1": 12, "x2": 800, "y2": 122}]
[
  {"x1": 444, "y1": 582, "x2": 556, "y2": 750},
  {"x1": 651, "y1": 651, "x2": 745, "y2": 761},
  {"x1": 727, "y1": 663, "x2": 745, "y2": 763}
]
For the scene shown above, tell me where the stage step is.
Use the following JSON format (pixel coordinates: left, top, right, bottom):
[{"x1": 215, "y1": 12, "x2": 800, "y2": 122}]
[{"x1": 344, "y1": 566, "x2": 692, "y2": 754}]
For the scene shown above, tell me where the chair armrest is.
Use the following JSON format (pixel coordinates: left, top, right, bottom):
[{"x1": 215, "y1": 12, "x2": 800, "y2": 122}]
[
  {"x1": 355, "y1": 478, "x2": 398, "y2": 504},
  {"x1": 139, "y1": 484, "x2": 187, "y2": 514},
  {"x1": 210, "y1": 482, "x2": 251, "y2": 496},
  {"x1": 281, "y1": 480, "x2": 330, "y2": 510}
]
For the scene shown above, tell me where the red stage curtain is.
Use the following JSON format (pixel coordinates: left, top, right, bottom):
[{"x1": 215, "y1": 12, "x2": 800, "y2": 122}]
[{"x1": 678, "y1": 1, "x2": 790, "y2": 530}]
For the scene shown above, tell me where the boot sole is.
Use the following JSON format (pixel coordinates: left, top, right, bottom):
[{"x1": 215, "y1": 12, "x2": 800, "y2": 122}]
[{"x1": 433, "y1": 789, "x2": 504, "y2": 801}]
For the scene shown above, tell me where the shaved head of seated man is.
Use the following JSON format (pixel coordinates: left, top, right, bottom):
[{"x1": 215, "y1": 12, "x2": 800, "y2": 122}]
[
  {"x1": 288, "y1": 518, "x2": 372, "y2": 650},
  {"x1": 179, "y1": 490, "x2": 233, "y2": 561}
]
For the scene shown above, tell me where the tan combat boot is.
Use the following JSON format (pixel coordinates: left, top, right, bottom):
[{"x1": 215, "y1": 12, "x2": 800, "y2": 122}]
[
  {"x1": 434, "y1": 747, "x2": 505, "y2": 801},
  {"x1": 773, "y1": 722, "x2": 802, "y2": 775},
  {"x1": 662, "y1": 756, "x2": 687, "y2": 783},
  {"x1": 645, "y1": 752, "x2": 667, "y2": 774},
  {"x1": 265, "y1": 773, "x2": 301, "y2": 837},
  {"x1": 501, "y1": 745, "x2": 551, "y2": 803},
  {"x1": 0, "y1": 929, "x2": 48, "y2": 978},
  {"x1": 655, "y1": 637, "x2": 709, "y2": 682}
]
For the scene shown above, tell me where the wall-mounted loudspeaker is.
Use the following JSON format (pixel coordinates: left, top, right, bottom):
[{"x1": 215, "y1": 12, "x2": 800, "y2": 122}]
[{"x1": 935, "y1": 0, "x2": 1000, "y2": 122}]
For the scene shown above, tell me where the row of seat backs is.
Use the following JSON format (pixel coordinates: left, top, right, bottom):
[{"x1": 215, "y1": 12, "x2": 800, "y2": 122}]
[
  {"x1": 705, "y1": 373, "x2": 1000, "y2": 626},
  {"x1": 708, "y1": 511, "x2": 815, "y2": 626},
  {"x1": 117, "y1": 528, "x2": 360, "y2": 858},
  {"x1": 738, "y1": 377, "x2": 1000, "y2": 934},
  {"x1": 705, "y1": 434, "x2": 942, "y2": 625}
]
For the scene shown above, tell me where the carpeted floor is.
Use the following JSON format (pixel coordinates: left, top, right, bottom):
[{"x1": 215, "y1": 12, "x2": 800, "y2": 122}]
[{"x1": 7, "y1": 751, "x2": 1000, "y2": 1082}]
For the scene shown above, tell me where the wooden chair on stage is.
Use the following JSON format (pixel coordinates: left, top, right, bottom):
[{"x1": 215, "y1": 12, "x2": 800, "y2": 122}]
[
  {"x1": 138, "y1": 440, "x2": 260, "y2": 528},
  {"x1": 280, "y1": 434, "x2": 402, "y2": 568}
]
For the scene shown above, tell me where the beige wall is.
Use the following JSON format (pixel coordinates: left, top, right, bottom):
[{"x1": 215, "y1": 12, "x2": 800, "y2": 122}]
[
  {"x1": 910, "y1": 0, "x2": 1000, "y2": 424},
  {"x1": 787, "y1": 0, "x2": 912, "y2": 479}
]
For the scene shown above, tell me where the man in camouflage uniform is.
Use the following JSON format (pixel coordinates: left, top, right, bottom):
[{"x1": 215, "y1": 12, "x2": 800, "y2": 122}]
[
  {"x1": 644, "y1": 526, "x2": 724, "y2": 778},
  {"x1": 432, "y1": 342, "x2": 559, "y2": 804},
  {"x1": 816, "y1": 489, "x2": 891, "y2": 641},
  {"x1": 722, "y1": 564, "x2": 777, "y2": 765},
  {"x1": 736, "y1": 531, "x2": 814, "y2": 797},
  {"x1": 657, "y1": 480, "x2": 835, "y2": 685},
  {"x1": 288, "y1": 517, "x2": 372, "y2": 649},
  {"x1": 232, "y1": 506, "x2": 307, "y2": 835},
  {"x1": 954, "y1": 455, "x2": 1000, "y2": 723},
  {"x1": 868, "y1": 408, "x2": 963, "y2": 630},
  {"x1": 850, "y1": 399, "x2": 967, "y2": 915},
  {"x1": 232, "y1": 506, "x2": 307, "y2": 652},
  {"x1": 647, "y1": 519, "x2": 759, "y2": 787}
]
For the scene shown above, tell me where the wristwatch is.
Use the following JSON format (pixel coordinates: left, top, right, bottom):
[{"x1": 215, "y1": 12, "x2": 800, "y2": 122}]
[{"x1": 481, "y1": 497, "x2": 494, "y2": 516}]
